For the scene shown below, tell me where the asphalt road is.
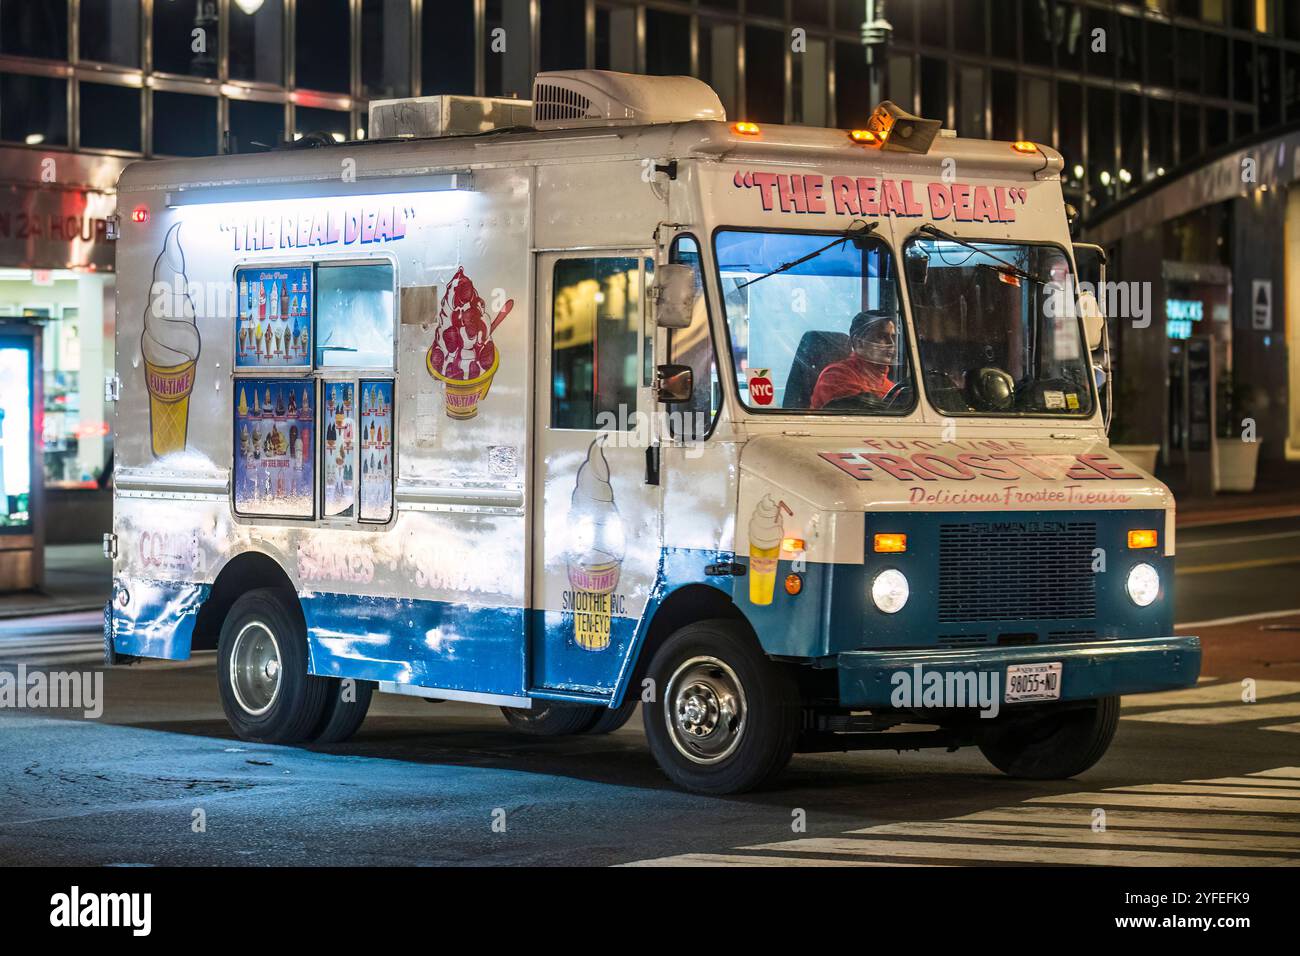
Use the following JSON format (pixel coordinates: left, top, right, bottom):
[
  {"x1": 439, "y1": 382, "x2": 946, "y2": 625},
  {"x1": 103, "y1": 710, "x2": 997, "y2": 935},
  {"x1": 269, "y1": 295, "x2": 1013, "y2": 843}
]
[{"x1": 0, "y1": 515, "x2": 1297, "y2": 866}]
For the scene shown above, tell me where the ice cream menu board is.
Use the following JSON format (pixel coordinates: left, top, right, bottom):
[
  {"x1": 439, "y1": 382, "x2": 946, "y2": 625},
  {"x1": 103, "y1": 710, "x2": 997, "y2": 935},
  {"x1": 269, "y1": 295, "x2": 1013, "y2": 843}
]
[
  {"x1": 359, "y1": 380, "x2": 393, "y2": 522},
  {"x1": 322, "y1": 381, "x2": 356, "y2": 518},
  {"x1": 235, "y1": 265, "x2": 312, "y2": 368},
  {"x1": 234, "y1": 379, "x2": 315, "y2": 518}
]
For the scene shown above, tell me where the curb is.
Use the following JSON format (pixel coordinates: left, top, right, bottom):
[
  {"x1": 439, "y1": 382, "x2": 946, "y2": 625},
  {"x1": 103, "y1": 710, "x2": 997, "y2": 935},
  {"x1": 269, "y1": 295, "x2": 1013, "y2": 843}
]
[
  {"x1": 1177, "y1": 504, "x2": 1300, "y2": 528},
  {"x1": 0, "y1": 601, "x2": 106, "y2": 622}
]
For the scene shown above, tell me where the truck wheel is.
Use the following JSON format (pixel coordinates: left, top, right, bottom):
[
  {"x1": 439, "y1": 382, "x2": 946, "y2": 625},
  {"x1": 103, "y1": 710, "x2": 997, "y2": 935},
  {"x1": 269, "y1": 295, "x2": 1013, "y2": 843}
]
[
  {"x1": 583, "y1": 691, "x2": 640, "y2": 735},
  {"x1": 217, "y1": 588, "x2": 329, "y2": 744},
  {"x1": 978, "y1": 696, "x2": 1120, "y2": 779},
  {"x1": 500, "y1": 700, "x2": 602, "y2": 735},
  {"x1": 311, "y1": 678, "x2": 375, "y2": 744},
  {"x1": 642, "y1": 620, "x2": 800, "y2": 795}
]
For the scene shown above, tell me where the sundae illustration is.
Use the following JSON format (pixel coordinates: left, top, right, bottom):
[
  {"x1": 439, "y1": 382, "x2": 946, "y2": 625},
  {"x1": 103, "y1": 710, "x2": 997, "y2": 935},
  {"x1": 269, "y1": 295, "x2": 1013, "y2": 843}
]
[
  {"x1": 141, "y1": 222, "x2": 201, "y2": 458},
  {"x1": 566, "y1": 437, "x2": 626, "y2": 651},
  {"x1": 425, "y1": 267, "x2": 513, "y2": 420},
  {"x1": 748, "y1": 495, "x2": 792, "y2": 606}
]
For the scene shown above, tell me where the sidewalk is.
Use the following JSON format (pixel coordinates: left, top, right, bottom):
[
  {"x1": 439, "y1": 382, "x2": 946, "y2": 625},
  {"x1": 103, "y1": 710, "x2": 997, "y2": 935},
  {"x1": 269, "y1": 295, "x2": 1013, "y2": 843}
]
[
  {"x1": 0, "y1": 543, "x2": 109, "y2": 620},
  {"x1": 1169, "y1": 457, "x2": 1300, "y2": 527}
]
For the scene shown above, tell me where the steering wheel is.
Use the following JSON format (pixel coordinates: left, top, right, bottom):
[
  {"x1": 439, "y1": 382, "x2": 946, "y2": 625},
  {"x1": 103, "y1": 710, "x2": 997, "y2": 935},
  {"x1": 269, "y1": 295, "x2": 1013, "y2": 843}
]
[{"x1": 821, "y1": 382, "x2": 913, "y2": 412}]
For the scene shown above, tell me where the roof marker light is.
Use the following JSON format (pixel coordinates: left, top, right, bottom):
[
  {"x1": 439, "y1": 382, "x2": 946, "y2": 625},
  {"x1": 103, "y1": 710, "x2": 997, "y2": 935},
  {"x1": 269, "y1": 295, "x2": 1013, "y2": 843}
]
[
  {"x1": 1012, "y1": 141, "x2": 1039, "y2": 154},
  {"x1": 849, "y1": 129, "x2": 880, "y2": 145},
  {"x1": 733, "y1": 121, "x2": 761, "y2": 136}
]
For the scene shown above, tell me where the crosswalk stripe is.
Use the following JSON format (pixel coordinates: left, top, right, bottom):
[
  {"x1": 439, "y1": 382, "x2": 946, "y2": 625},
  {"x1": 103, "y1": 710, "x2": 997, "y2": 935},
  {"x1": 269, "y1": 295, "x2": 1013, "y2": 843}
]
[
  {"x1": 1183, "y1": 776, "x2": 1300, "y2": 790},
  {"x1": 1029, "y1": 792, "x2": 1300, "y2": 814},
  {"x1": 1107, "y1": 783, "x2": 1300, "y2": 799},
  {"x1": 1247, "y1": 767, "x2": 1300, "y2": 778},
  {"x1": 1122, "y1": 680, "x2": 1300, "y2": 708},
  {"x1": 622, "y1": 853, "x2": 936, "y2": 867},
  {"x1": 740, "y1": 837, "x2": 1299, "y2": 867},
  {"x1": 951, "y1": 805, "x2": 1300, "y2": 834},
  {"x1": 1124, "y1": 701, "x2": 1300, "y2": 725},
  {"x1": 851, "y1": 821, "x2": 1300, "y2": 853},
  {"x1": 1264, "y1": 723, "x2": 1300, "y2": 734}
]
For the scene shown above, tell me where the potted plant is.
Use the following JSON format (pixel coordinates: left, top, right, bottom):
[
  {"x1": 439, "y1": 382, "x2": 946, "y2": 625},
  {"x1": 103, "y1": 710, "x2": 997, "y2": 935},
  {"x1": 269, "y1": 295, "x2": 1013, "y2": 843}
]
[
  {"x1": 1214, "y1": 373, "x2": 1262, "y2": 493},
  {"x1": 1108, "y1": 373, "x2": 1160, "y2": 474}
]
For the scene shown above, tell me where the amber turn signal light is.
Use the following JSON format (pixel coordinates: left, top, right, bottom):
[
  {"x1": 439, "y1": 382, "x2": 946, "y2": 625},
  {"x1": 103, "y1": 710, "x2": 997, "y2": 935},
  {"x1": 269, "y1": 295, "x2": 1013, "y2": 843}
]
[
  {"x1": 1127, "y1": 529, "x2": 1158, "y2": 549},
  {"x1": 784, "y1": 573, "x2": 803, "y2": 596},
  {"x1": 1012, "y1": 140, "x2": 1039, "y2": 154},
  {"x1": 849, "y1": 129, "x2": 880, "y2": 145},
  {"x1": 733, "y1": 121, "x2": 761, "y2": 135},
  {"x1": 873, "y1": 533, "x2": 907, "y2": 553}
]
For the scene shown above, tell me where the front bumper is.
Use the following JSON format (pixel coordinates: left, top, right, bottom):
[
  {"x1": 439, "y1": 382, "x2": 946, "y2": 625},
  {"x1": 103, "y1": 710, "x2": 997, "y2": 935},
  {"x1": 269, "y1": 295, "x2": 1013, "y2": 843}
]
[{"x1": 837, "y1": 635, "x2": 1201, "y2": 709}]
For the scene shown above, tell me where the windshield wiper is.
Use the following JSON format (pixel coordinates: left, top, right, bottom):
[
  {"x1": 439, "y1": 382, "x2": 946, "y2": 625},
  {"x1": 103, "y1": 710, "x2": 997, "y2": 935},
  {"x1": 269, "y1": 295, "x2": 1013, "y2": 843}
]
[
  {"x1": 916, "y1": 224, "x2": 1052, "y2": 287},
  {"x1": 735, "y1": 220, "x2": 879, "y2": 291}
]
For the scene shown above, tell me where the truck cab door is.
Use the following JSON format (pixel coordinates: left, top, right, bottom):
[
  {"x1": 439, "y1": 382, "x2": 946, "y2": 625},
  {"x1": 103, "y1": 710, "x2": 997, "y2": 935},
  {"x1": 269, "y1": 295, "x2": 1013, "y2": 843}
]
[{"x1": 529, "y1": 249, "x2": 663, "y2": 697}]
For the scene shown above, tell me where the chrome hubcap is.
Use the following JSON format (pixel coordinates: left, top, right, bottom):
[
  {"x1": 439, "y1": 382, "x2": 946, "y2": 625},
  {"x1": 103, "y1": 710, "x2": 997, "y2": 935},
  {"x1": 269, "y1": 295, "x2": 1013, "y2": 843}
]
[
  {"x1": 666, "y1": 656, "x2": 746, "y2": 764},
  {"x1": 229, "y1": 621, "x2": 282, "y2": 717}
]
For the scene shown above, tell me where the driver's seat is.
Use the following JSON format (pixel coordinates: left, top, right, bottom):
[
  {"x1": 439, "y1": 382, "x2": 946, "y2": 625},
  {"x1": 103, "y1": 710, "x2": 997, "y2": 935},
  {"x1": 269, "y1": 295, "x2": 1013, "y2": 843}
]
[{"x1": 784, "y1": 331, "x2": 850, "y2": 408}]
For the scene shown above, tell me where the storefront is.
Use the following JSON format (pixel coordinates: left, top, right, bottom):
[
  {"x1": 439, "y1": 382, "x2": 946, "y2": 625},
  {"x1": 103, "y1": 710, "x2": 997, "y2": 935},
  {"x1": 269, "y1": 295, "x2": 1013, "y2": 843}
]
[{"x1": 0, "y1": 147, "x2": 123, "y2": 590}]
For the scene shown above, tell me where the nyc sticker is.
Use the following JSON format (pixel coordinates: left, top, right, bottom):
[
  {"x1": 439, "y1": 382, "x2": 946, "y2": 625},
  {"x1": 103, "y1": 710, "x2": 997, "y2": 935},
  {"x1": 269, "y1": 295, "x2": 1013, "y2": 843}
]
[{"x1": 746, "y1": 367, "x2": 775, "y2": 406}]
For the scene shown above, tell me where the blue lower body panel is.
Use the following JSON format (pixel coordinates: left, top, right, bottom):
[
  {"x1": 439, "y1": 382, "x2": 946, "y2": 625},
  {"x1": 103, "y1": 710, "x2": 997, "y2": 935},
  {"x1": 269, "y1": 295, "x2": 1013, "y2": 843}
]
[{"x1": 838, "y1": 635, "x2": 1201, "y2": 708}]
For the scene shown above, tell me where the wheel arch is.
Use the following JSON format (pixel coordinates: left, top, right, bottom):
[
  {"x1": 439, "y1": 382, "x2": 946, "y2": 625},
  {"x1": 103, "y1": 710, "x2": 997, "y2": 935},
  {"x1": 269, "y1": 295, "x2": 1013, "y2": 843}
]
[
  {"x1": 192, "y1": 550, "x2": 300, "y2": 652},
  {"x1": 613, "y1": 583, "x2": 748, "y2": 706}
]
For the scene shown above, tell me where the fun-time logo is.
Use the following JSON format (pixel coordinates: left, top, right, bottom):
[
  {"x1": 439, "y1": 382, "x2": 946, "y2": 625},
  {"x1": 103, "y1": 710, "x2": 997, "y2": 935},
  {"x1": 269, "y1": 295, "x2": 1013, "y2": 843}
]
[
  {"x1": 732, "y1": 169, "x2": 1025, "y2": 223},
  {"x1": 141, "y1": 222, "x2": 201, "y2": 458},
  {"x1": 564, "y1": 437, "x2": 626, "y2": 651}
]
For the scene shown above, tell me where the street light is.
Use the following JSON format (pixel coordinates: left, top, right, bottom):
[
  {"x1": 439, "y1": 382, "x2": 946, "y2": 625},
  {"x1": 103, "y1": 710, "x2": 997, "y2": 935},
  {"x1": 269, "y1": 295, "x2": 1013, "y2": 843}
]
[{"x1": 861, "y1": 1, "x2": 893, "y2": 107}]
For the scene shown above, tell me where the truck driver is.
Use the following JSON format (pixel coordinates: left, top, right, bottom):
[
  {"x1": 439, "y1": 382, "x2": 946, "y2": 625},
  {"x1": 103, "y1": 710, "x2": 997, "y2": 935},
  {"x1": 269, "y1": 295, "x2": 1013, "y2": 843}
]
[{"x1": 810, "y1": 310, "x2": 898, "y2": 409}]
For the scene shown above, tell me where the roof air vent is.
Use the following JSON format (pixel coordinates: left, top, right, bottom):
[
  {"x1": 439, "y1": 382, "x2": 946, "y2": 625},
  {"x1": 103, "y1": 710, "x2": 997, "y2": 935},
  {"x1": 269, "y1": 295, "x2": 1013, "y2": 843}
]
[{"x1": 530, "y1": 70, "x2": 726, "y2": 131}]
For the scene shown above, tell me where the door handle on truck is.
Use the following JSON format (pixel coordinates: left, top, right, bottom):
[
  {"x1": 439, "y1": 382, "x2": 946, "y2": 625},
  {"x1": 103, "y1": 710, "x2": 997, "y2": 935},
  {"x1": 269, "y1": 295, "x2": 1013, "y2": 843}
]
[{"x1": 645, "y1": 444, "x2": 660, "y2": 486}]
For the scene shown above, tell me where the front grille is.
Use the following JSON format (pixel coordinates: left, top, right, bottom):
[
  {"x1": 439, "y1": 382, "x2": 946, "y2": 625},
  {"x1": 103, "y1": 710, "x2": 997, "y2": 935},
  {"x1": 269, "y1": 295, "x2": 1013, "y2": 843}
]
[{"x1": 938, "y1": 520, "x2": 1097, "y2": 623}]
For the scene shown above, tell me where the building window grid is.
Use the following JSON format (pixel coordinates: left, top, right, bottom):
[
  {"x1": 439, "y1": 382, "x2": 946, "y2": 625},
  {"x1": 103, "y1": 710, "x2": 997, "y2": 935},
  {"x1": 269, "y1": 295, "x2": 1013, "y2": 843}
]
[{"x1": 0, "y1": 0, "x2": 1288, "y2": 212}]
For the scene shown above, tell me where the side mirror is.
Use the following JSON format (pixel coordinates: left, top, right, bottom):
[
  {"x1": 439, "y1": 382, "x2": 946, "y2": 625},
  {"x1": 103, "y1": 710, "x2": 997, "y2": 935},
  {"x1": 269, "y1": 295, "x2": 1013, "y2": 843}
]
[
  {"x1": 1079, "y1": 289, "x2": 1105, "y2": 352},
  {"x1": 652, "y1": 263, "x2": 695, "y2": 329},
  {"x1": 905, "y1": 249, "x2": 929, "y2": 286},
  {"x1": 656, "y1": 363, "x2": 693, "y2": 404}
]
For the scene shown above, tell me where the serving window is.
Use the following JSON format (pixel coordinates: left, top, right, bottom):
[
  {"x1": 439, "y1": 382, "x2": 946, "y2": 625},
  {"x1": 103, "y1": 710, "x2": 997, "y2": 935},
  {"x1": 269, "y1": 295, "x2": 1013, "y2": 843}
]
[{"x1": 231, "y1": 258, "x2": 396, "y2": 525}]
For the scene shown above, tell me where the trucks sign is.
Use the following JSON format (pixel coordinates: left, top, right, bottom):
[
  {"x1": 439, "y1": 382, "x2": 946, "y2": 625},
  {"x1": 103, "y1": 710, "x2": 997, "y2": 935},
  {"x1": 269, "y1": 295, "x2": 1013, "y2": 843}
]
[{"x1": 732, "y1": 170, "x2": 1027, "y2": 222}]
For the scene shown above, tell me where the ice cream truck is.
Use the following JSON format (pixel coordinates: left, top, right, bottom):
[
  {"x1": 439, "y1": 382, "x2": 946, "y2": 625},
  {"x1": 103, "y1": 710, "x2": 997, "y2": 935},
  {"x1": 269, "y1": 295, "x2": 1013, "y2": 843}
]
[{"x1": 106, "y1": 70, "x2": 1199, "y2": 794}]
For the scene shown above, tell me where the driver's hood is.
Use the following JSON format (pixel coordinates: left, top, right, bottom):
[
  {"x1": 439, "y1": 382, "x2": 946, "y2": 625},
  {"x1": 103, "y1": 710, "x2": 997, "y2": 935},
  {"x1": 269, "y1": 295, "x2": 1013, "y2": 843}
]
[{"x1": 736, "y1": 434, "x2": 1174, "y2": 561}]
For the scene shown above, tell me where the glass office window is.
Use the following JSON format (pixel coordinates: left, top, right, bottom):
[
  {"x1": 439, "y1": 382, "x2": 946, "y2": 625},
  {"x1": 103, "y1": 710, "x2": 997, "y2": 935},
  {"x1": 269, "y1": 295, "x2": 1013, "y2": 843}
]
[
  {"x1": 1175, "y1": 28, "x2": 1202, "y2": 94},
  {"x1": 0, "y1": 73, "x2": 67, "y2": 146},
  {"x1": 1116, "y1": 15, "x2": 1141, "y2": 83},
  {"x1": 1148, "y1": 98, "x2": 1174, "y2": 179},
  {"x1": 955, "y1": 65, "x2": 986, "y2": 138},
  {"x1": 485, "y1": 0, "x2": 532, "y2": 98},
  {"x1": 1204, "y1": 33, "x2": 1229, "y2": 97},
  {"x1": 0, "y1": 0, "x2": 68, "y2": 59},
  {"x1": 153, "y1": 0, "x2": 218, "y2": 77},
  {"x1": 1258, "y1": 45, "x2": 1281, "y2": 128},
  {"x1": 920, "y1": 0, "x2": 949, "y2": 49},
  {"x1": 540, "y1": 0, "x2": 587, "y2": 72},
  {"x1": 294, "y1": 107, "x2": 350, "y2": 144},
  {"x1": 153, "y1": 91, "x2": 218, "y2": 157},
  {"x1": 954, "y1": 0, "x2": 987, "y2": 56},
  {"x1": 362, "y1": 0, "x2": 412, "y2": 99},
  {"x1": 79, "y1": 0, "x2": 139, "y2": 67},
  {"x1": 1020, "y1": 74, "x2": 1051, "y2": 144},
  {"x1": 1057, "y1": 80, "x2": 1083, "y2": 186},
  {"x1": 229, "y1": 99, "x2": 285, "y2": 153},
  {"x1": 793, "y1": 1, "x2": 830, "y2": 27},
  {"x1": 422, "y1": 0, "x2": 474, "y2": 95},
  {"x1": 595, "y1": 4, "x2": 637, "y2": 73},
  {"x1": 229, "y1": 0, "x2": 283, "y2": 85},
  {"x1": 745, "y1": 26, "x2": 785, "y2": 124},
  {"x1": 1081, "y1": 5, "x2": 1113, "y2": 76},
  {"x1": 920, "y1": 57, "x2": 948, "y2": 127},
  {"x1": 748, "y1": 0, "x2": 783, "y2": 17},
  {"x1": 792, "y1": 37, "x2": 828, "y2": 127},
  {"x1": 645, "y1": 9, "x2": 691, "y2": 76},
  {"x1": 1286, "y1": 52, "x2": 1300, "y2": 122},
  {"x1": 1023, "y1": 0, "x2": 1054, "y2": 68},
  {"x1": 1178, "y1": 103, "x2": 1202, "y2": 165},
  {"x1": 80, "y1": 82, "x2": 141, "y2": 152},
  {"x1": 700, "y1": 21, "x2": 738, "y2": 118},
  {"x1": 888, "y1": 53, "x2": 916, "y2": 115},
  {"x1": 1087, "y1": 86, "x2": 1116, "y2": 203},
  {"x1": 1119, "y1": 92, "x2": 1142, "y2": 192},
  {"x1": 297, "y1": 0, "x2": 350, "y2": 93},
  {"x1": 992, "y1": 69, "x2": 1018, "y2": 141},
  {"x1": 1147, "y1": 22, "x2": 1174, "y2": 88}
]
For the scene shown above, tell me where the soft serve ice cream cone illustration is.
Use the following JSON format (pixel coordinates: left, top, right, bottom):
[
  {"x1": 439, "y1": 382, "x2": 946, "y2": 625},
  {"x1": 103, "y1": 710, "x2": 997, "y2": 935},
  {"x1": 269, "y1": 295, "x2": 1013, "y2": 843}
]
[
  {"x1": 141, "y1": 222, "x2": 201, "y2": 458},
  {"x1": 748, "y1": 495, "x2": 792, "y2": 606},
  {"x1": 425, "y1": 267, "x2": 513, "y2": 419},
  {"x1": 566, "y1": 436, "x2": 626, "y2": 651}
]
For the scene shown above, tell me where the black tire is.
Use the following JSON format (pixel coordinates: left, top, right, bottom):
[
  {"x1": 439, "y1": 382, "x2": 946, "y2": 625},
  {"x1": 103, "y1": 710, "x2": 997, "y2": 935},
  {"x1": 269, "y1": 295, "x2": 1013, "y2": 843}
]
[
  {"x1": 500, "y1": 700, "x2": 602, "y2": 735},
  {"x1": 583, "y1": 691, "x2": 640, "y2": 735},
  {"x1": 978, "y1": 696, "x2": 1120, "y2": 779},
  {"x1": 217, "y1": 588, "x2": 329, "y2": 744},
  {"x1": 642, "y1": 620, "x2": 800, "y2": 795},
  {"x1": 311, "y1": 677, "x2": 375, "y2": 744}
]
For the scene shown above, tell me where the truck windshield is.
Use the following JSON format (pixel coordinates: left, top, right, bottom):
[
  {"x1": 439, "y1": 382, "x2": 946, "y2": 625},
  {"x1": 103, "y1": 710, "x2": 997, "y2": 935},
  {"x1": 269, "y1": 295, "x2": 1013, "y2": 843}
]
[
  {"x1": 715, "y1": 229, "x2": 914, "y2": 414},
  {"x1": 904, "y1": 237, "x2": 1094, "y2": 417}
]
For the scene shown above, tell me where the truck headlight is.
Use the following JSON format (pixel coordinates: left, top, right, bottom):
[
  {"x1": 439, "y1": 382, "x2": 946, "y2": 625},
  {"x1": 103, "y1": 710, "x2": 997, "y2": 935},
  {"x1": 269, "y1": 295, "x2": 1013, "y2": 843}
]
[
  {"x1": 871, "y1": 569, "x2": 909, "y2": 614},
  {"x1": 1126, "y1": 562, "x2": 1160, "y2": 607}
]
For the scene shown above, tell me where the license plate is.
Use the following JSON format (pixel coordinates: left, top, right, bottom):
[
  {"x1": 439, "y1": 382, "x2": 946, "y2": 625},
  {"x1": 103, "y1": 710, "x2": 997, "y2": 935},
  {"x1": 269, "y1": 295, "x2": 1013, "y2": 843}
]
[{"x1": 1004, "y1": 662, "x2": 1062, "y2": 702}]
